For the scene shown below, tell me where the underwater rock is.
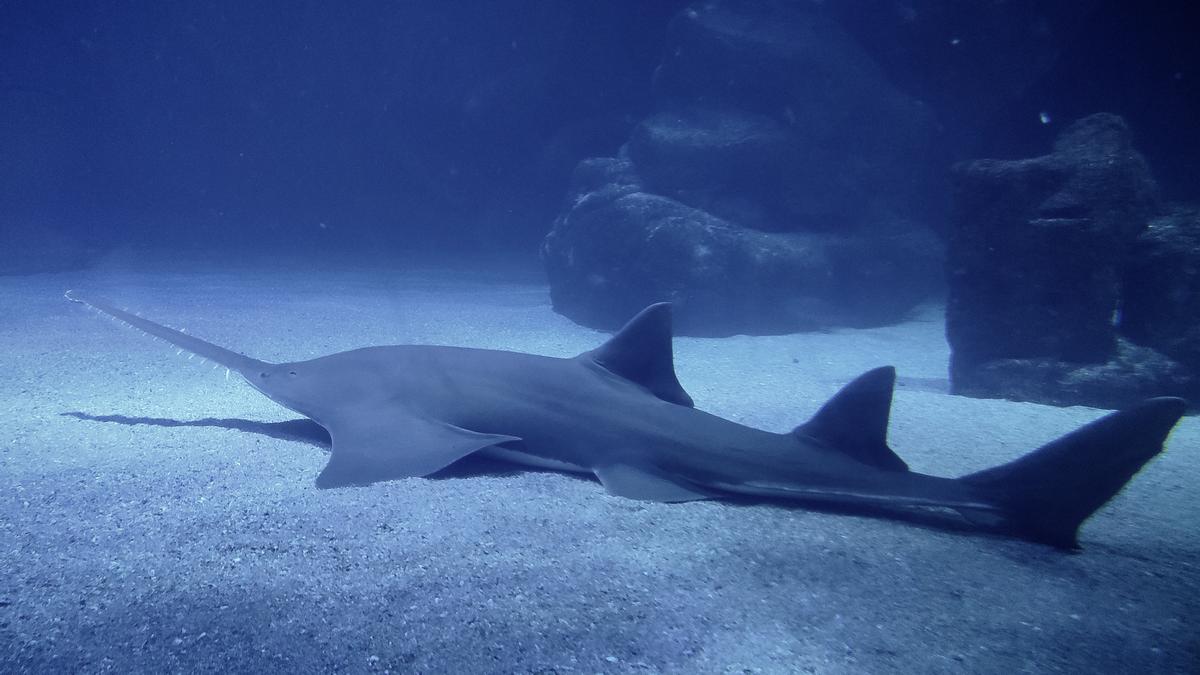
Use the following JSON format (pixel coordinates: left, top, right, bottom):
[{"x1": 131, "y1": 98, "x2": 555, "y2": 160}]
[
  {"x1": 558, "y1": 156, "x2": 645, "y2": 211},
  {"x1": 1120, "y1": 206, "x2": 1200, "y2": 376},
  {"x1": 952, "y1": 338, "x2": 1192, "y2": 410},
  {"x1": 627, "y1": 107, "x2": 794, "y2": 232},
  {"x1": 649, "y1": 0, "x2": 939, "y2": 229},
  {"x1": 946, "y1": 113, "x2": 1187, "y2": 407},
  {"x1": 543, "y1": 0, "x2": 943, "y2": 334},
  {"x1": 542, "y1": 162, "x2": 941, "y2": 336}
]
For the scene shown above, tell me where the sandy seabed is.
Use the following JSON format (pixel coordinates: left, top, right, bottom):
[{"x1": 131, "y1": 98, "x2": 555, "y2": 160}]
[{"x1": 2, "y1": 252, "x2": 1197, "y2": 674}]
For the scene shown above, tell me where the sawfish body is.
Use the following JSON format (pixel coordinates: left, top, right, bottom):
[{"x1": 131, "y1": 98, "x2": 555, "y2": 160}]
[
  {"x1": 65, "y1": 291, "x2": 1186, "y2": 549},
  {"x1": 286, "y1": 343, "x2": 977, "y2": 507}
]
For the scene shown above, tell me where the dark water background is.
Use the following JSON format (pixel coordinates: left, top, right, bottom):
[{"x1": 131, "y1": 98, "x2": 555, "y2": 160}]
[{"x1": 2, "y1": 0, "x2": 1198, "y2": 260}]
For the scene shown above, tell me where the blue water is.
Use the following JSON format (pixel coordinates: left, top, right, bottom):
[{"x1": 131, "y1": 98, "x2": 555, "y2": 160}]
[
  {"x1": 2, "y1": 3, "x2": 1197, "y2": 672},
  {"x1": 3, "y1": 2, "x2": 1197, "y2": 264}
]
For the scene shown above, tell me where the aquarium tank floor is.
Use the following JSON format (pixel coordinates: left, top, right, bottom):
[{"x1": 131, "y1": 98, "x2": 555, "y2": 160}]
[{"x1": 1, "y1": 253, "x2": 1196, "y2": 673}]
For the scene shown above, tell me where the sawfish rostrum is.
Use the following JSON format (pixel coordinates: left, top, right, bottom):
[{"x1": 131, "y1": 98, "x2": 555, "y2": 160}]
[{"x1": 65, "y1": 291, "x2": 1186, "y2": 549}]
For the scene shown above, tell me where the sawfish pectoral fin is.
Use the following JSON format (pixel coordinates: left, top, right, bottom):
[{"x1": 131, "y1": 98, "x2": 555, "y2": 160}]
[
  {"x1": 594, "y1": 463, "x2": 715, "y2": 502},
  {"x1": 316, "y1": 411, "x2": 521, "y2": 488}
]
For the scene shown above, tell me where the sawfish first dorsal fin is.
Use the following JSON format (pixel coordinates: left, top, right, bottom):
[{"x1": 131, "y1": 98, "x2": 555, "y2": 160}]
[
  {"x1": 793, "y1": 366, "x2": 909, "y2": 472},
  {"x1": 578, "y1": 302, "x2": 695, "y2": 408}
]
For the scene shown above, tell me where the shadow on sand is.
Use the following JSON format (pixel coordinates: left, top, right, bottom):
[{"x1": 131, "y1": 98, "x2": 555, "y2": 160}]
[{"x1": 61, "y1": 411, "x2": 1039, "y2": 547}]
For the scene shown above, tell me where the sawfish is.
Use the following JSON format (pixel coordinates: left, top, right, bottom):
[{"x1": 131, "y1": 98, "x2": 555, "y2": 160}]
[{"x1": 64, "y1": 291, "x2": 1186, "y2": 549}]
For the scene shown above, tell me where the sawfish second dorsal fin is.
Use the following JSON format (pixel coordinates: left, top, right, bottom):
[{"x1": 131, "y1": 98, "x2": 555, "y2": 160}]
[
  {"x1": 579, "y1": 302, "x2": 695, "y2": 408},
  {"x1": 793, "y1": 366, "x2": 908, "y2": 472}
]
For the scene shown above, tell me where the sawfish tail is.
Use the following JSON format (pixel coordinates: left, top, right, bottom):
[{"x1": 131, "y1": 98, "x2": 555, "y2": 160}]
[
  {"x1": 960, "y1": 397, "x2": 1187, "y2": 549},
  {"x1": 64, "y1": 290, "x2": 269, "y2": 376}
]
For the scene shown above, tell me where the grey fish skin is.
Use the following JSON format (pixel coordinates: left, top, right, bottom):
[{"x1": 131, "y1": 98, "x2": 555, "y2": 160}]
[{"x1": 65, "y1": 291, "x2": 1187, "y2": 549}]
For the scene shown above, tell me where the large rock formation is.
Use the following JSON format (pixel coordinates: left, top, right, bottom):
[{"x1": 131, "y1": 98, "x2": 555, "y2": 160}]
[
  {"x1": 1121, "y1": 207, "x2": 1200, "y2": 377},
  {"x1": 543, "y1": 157, "x2": 939, "y2": 335},
  {"x1": 947, "y1": 113, "x2": 1196, "y2": 408},
  {"x1": 648, "y1": 1, "x2": 940, "y2": 229},
  {"x1": 543, "y1": 0, "x2": 944, "y2": 335}
]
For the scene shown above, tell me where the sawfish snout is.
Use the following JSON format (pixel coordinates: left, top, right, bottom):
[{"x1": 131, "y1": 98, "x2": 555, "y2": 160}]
[{"x1": 245, "y1": 365, "x2": 316, "y2": 419}]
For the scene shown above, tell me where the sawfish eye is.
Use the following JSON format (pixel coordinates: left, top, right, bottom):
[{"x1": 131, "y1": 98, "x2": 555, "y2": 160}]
[
  {"x1": 259, "y1": 372, "x2": 268, "y2": 379},
  {"x1": 288, "y1": 370, "x2": 298, "y2": 376}
]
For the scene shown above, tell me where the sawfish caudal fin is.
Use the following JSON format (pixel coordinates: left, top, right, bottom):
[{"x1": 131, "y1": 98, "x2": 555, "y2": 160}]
[
  {"x1": 64, "y1": 290, "x2": 268, "y2": 375},
  {"x1": 961, "y1": 397, "x2": 1187, "y2": 549},
  {"x1": 794, "y1": 366, "x2": 909, "y2": 472},
  {"x1": 578, "y1": 302, "x2": 694, "y2": 407}
]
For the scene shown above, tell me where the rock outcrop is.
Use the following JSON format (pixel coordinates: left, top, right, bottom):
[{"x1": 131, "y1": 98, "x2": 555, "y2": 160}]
[
  {"x1": 543, "y1": 0, "x2": 943, "y2": 335},
  {"x1": 1121, "y1": 207, "x2": 1200, "y2": 377},
  {"x1": 543, "y1": 158, "x2": 939, "y2": 336},
  {"x1": 947, "y1": 113, "x2": 1196, "y2": 407}
]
